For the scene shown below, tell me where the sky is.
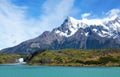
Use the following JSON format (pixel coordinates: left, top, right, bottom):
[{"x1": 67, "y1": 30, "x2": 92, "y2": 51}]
[{"x1": 0, "y1": 0, "x2": 120, "y2": 50}]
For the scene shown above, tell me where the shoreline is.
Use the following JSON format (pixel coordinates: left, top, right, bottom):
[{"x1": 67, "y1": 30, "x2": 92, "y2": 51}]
[
  {"x1": 0, "y1": 63, "x2": 120, "y2": 67},
  {"x1": 26, "y1": 63, "x2": 120, "y2": 67}
]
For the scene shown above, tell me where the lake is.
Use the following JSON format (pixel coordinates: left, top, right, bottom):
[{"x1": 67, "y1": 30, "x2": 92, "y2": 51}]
[{"x1": 0, "y1": 64, "x2": 120, "y2": 77}]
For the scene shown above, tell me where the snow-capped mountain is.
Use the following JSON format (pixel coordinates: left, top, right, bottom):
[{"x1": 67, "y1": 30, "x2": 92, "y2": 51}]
[
  {"x1": 1, "y1": 15, "x2": 120, "y2": 53},
  {"x1": 53, "y1": 16, "x2": 120, "y2": 38}
]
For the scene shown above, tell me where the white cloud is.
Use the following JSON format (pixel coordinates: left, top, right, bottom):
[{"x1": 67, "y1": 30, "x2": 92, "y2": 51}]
[
  {"x1": 35, "y1": 0, "x2": 76, "y2": 31},
  {"x1": 80, "y1": 9, "x2": 120, "y2": 28},
  {"x1": 0, "y1": 0, "x2": 32, "y2": 49},
  {"x1": 27, "y1": 0, "x2": 77, "y2": 36},
  {"x1": 81, "y1": 13, "x2": 91, "y2": 19},
  {"x1": 106, "y1": 9, "x2": 120, "y2": 17},
  {"x1": 0, "y1": 0, "x2": 76, "y2": 50},
  {"x1": 106, "y1": 9, "x2": 120, "y2": 18}
]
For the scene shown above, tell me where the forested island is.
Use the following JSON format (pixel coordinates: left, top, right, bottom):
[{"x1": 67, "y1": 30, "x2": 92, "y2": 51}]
[{"x1": 0, "y1": 48, "x2": 120, "y2": 66}]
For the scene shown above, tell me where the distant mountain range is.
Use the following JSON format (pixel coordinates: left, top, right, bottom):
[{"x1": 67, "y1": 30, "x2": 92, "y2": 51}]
[{"x1": 1, "y1": 15, "x2": 120, "y2": 54}]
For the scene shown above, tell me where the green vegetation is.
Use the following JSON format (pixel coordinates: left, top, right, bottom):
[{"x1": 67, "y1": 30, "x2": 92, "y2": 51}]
[
  {"x1": 25, "y1": 48, "x2": 120, "y2": 66},
  {"x1": 0, "y1": 48, "x2": 119, "y2": 66},
  {"x1": 0, "y1": 53, "x2": 21, "y2": 64}
]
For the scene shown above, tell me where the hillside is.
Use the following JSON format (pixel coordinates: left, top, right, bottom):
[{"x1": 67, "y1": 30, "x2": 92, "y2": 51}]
[
  {"x1": 25, "y1": 48, "x2": 120, "y2": 66},
  {"x1": 0, "y1": 53, "x2": 21, "y2": 64}
]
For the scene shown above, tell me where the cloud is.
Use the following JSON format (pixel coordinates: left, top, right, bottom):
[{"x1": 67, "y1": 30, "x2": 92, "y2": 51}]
[
  {"x1": 26, "y1": 0, "x2": 77, "y2": 36},
  {"x1": 81, "y1": 9, "x2": 120, "y2": 20},
  {"x1": 81, "y1": 13, "x2": 91, "y2": 19},
  {"x1": 106, "y1": 8, "x2": 120, "y2": 17},
  {"x1": 35, "y1": 0, "x2": 76, "y2": 31},
  {"x1": 0, "y1": 0, "x2": 76, "y2": 50},
  {"x1": 0, "y1": 0, "x2": 31, "y2": 49}
]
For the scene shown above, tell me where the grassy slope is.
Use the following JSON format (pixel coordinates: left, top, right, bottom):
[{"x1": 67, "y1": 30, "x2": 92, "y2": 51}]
[
  {"x1": 26, "y1": 48, "x2": 120, "y2": 66},
  {"x1": 0, "y1": 53, "x2": 21, "y2": 64}
]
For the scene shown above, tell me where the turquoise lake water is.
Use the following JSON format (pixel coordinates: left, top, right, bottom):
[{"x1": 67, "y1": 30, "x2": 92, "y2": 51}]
[{"x1": 0, "y1": 65, "x2": 120, "y2": 77}]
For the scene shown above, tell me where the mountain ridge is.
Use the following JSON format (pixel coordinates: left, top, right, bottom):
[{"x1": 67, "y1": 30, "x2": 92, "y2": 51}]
[{"x1": 1, "y1": 15, "x2": 120, "y2": 54}]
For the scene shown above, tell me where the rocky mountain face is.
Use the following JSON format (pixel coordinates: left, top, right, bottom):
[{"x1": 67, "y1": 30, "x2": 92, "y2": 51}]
[{"x1": 1, "y1": 15, "x2": 120, "y2": 54}]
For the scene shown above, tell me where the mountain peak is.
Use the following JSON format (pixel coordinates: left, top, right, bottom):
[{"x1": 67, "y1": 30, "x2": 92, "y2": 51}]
[
  {"x1": 53, "y1": 16, "x2": 80, "y2": 37},
  {"x1": 64, "y1": 16, "x2": 78, "y2": 24}
]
